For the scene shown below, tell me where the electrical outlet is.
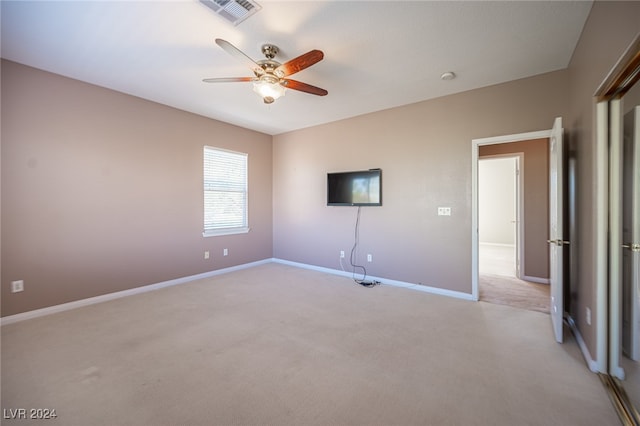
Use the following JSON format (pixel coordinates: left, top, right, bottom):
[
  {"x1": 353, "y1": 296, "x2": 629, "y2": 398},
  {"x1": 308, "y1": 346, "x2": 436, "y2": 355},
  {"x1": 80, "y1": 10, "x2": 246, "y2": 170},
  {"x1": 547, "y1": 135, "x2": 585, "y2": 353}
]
[
  {"x1": 586, "y1": 307, "x2": 591, "y2": 325},
  {"x1": 11, "y1": 280, "x2": 24, "y2": 293},
  {"x1": 340, "y1": 250, "x2": 345, "y2": 258},
  {"x1": 204, "y1": 251, "x2": 210, "y2": 259},
  {"x1": 223, "y1": 248, "x2": 228, "y2": 256},
  {"x1": 438, "y1": 207, "x2": 452, "y2": 216},
  {"x1": 367, "y1": 254, "x2": 372, "y2": 262}
]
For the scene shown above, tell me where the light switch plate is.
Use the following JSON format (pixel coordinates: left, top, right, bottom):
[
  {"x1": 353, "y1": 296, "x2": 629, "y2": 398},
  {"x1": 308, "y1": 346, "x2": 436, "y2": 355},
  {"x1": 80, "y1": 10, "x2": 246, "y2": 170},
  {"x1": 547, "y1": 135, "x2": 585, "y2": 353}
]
[{"x1": 11, "y1": 280, "x2": 24, "y2": 293}]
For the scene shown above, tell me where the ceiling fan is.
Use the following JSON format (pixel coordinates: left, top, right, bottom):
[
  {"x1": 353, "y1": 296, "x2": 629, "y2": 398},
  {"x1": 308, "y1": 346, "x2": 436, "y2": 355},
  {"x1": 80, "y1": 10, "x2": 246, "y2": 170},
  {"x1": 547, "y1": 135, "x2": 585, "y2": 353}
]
[{"x1": 203, "y1": 39, "x2": 328, "y2": 104}]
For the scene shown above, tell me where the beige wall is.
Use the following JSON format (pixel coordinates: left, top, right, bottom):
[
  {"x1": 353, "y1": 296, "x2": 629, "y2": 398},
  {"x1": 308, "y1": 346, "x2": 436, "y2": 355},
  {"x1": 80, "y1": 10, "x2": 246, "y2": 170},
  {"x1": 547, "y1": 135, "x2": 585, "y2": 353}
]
[
  {"x1": 480, "y1": 139, "x2": 549, "y2": 279},
  {"x1": 273, "y1": 71, "x2": 568, "y2": 294},
  {"x1": 1, "y1": 60, "x2": 273, "y2": 317},
  {"x1": 566, "y1": 1, "x2": 640, "y2": 359}
]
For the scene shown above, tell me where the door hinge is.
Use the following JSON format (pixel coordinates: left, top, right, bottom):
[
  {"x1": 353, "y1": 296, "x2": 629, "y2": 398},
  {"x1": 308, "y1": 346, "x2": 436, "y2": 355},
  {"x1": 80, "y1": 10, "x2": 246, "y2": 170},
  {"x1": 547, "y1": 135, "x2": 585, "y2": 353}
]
[
  {"x1": 622, "y1": 243, "x2": 640, "y2": 252},
  {"x1": 547, "y1": 239, "x2": 570, "y2": 246}
]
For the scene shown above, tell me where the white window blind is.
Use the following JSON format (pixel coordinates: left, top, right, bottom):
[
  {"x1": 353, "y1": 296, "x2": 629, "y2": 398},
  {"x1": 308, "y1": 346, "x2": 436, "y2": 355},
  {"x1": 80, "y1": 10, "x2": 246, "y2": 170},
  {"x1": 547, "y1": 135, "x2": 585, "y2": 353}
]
[{"x1": 203, "y1": 146, "x2": 249, "y2": 236}]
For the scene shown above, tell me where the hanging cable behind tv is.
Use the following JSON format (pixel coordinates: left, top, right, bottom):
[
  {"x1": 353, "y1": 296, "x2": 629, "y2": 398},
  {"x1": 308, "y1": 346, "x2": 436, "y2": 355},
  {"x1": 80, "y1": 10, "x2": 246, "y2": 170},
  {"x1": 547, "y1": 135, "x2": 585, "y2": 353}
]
[{"x1": 350, "y1": 206, "x2": 380, "y2": 287}]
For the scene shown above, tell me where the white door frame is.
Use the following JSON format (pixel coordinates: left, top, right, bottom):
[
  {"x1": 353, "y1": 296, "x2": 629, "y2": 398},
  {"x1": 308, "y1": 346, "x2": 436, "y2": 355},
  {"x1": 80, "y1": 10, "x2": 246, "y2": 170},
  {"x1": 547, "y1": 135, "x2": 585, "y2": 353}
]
[
  {"x1": 471, "y1": 130, "x2": 551, "y2": 301},
  {"x1": 595, "y1": 101, "x2": 610, "y2": 373}
]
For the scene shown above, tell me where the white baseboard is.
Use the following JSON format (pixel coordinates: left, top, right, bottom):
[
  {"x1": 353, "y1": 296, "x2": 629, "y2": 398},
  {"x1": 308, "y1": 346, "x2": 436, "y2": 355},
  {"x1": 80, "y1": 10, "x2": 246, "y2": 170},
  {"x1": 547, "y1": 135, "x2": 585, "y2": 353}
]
[
  {"x1": 2, "y1": 257, "x2": 476, "y2": 326},
  {"x1": 479, "y1": 242, "x2": 516, "y2": 248},
  {"x1": 0, "y1": 259, "x2": 272, "y2": 326},
  {"x1": 521, "y1": 275, "x2": 550, "y2": 285},
  {"x1": 272, "y1": 258, "x2": 475, "y2": 301},
  {"x1": 566, "y1": 315, "x2": 600, "y2": 373}
]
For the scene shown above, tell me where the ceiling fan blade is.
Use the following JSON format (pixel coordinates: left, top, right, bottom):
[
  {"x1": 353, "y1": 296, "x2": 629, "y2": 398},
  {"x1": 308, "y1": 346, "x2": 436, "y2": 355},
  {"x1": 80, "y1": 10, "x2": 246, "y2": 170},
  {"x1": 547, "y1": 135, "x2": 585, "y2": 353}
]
[
  {"x1": 282, "y1": 79, "x2": 328, "y2": 96},
  {"x1": 202, "y1": 77, "x2": 256, "y2": 83},
  {"x1": 275, "y1": 50, "x2": 324, "y2": 77},
  {"x1": 215, "y1": 39, "x2": 264, "y2": 76}
]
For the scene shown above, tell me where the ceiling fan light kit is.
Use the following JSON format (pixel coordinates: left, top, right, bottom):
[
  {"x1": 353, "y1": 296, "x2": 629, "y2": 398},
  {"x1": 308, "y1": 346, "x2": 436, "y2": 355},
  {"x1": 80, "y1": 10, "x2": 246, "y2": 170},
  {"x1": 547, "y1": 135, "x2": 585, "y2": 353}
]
[
  {"x1": 253, "y1": 75, "x2": 285, "y2": 104},
  {"x1": 204, "y1": 38, "x2": 327, "y2": 104}
]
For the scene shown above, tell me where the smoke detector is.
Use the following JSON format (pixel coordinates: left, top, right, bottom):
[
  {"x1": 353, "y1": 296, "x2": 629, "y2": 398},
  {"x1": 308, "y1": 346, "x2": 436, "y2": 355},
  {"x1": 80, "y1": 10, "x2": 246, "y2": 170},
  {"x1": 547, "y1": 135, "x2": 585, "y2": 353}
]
[
  {"x1": 441, "y1": 72, "x2": 456, "y2": 81},
  {"x1": 199, "y1": 0, "x2": 261, "y2": 26}
]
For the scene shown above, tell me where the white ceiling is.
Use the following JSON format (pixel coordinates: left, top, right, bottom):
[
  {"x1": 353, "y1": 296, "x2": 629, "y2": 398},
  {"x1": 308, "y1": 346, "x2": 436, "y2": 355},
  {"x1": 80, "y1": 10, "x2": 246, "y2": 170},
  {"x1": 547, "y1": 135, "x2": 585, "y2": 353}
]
[{"x1": 1, "y1": 1, "x2": 593, "y2": 135}]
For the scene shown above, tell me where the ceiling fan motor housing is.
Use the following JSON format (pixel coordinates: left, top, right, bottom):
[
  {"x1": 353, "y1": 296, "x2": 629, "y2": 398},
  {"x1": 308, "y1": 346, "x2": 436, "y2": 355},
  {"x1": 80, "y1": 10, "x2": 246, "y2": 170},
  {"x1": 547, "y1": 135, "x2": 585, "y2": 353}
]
[{"x1": 256, "y1": 59, "x2": 281, "y2": 76}]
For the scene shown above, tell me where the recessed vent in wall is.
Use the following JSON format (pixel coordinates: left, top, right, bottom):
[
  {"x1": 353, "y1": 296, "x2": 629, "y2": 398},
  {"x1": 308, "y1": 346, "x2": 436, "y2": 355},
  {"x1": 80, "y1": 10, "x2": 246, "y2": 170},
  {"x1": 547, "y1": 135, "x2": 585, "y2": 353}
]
[{"x1": 199, "y1": 0, "x2": 261, "y2": 26}]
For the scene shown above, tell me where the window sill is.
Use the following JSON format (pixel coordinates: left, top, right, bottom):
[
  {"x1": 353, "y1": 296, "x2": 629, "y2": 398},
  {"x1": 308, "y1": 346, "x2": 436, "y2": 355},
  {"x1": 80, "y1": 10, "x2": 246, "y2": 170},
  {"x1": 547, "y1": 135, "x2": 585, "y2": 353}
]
[{"x1": 203, "y1": 227, "x2": 250, "y2": 237}]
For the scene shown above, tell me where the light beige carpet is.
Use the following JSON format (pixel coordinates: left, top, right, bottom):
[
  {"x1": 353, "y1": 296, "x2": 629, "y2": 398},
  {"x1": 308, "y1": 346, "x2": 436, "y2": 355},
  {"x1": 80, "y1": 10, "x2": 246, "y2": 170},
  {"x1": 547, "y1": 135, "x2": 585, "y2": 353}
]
[
  {"x1": 1, "y1": 263, "x2": 619, "y2": 425},
  {"x1": 479, "y1": 273, "x2": 551, "y2": 314}
]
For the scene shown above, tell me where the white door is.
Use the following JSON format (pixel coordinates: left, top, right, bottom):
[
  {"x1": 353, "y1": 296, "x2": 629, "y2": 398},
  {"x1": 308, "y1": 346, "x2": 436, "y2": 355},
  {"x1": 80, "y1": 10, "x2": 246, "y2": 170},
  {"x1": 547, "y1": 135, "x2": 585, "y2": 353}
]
[
  {"x1": 549, "y1": 117, "x2": 565, "y2": 343},
  {"x1": 622, "y1": 106, "x2": 640, "y2": 360}
]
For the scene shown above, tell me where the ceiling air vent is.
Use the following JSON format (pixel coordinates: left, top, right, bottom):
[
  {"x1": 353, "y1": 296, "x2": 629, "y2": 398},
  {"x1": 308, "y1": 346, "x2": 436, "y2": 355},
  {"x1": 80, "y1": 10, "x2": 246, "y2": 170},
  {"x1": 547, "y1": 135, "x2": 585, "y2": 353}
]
[{"x1": 199, "y1": 0, "x2": 261, "y2": 26}]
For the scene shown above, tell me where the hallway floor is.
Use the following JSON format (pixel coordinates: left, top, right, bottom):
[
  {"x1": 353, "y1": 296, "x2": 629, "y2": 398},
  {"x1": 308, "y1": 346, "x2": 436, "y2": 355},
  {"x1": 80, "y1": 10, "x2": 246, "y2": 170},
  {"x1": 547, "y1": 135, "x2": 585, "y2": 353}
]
[{"x1": 479, "y1": 243, "x2": 550, "y2": 313}]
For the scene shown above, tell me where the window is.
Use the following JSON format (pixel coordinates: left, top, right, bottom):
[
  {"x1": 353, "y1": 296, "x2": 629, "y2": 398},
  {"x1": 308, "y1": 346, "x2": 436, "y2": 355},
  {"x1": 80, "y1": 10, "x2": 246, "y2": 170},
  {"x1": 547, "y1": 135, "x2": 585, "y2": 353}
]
[{"x1": 203, "y1": 146, "x2": 249, "y2": 236}]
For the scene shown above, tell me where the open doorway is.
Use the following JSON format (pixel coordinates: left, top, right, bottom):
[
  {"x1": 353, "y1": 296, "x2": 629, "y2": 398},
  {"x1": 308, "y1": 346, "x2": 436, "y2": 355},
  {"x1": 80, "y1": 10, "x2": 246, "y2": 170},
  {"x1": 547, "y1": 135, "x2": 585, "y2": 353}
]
[
  {"x1": 478, "y1": 155, "x2": 521, "y2": 278},
  {"x1": 472, "y1": 134, "x2": 552, "y2": 314}
]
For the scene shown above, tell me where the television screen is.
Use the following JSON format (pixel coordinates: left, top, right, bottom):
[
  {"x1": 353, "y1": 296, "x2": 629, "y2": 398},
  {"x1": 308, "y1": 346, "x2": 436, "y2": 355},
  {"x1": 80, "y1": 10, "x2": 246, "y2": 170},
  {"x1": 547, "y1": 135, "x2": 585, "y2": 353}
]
[{"x1": 327, "y1": 169, "x2": 382, "y2": 206}]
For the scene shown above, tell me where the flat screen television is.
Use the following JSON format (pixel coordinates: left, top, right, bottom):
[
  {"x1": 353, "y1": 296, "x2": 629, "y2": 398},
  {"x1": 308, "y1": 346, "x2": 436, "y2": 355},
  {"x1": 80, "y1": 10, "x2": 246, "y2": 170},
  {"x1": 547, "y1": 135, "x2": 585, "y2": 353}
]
[{"x1": 327, "y1": 169, "x2": 382, "y2": 206}]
